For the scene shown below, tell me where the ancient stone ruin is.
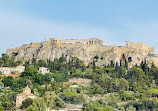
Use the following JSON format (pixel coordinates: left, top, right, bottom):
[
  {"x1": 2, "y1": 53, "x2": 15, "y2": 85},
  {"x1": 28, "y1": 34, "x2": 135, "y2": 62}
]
[
  {"x1": 6, "y1": 38, "x2": 158, "y2": 67},
  {"x1": 44, "y1": 38, "x2": 103, "y2": 45}
]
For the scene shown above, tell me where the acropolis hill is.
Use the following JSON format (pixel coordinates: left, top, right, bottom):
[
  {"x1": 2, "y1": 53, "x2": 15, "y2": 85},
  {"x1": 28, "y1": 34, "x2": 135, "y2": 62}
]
[{"x1": 6, "y1": 38, "x2": 158, "y2": 67}]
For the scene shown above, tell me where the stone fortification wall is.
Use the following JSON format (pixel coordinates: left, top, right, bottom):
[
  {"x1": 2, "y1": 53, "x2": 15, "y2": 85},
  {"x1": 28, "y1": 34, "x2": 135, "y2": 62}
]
[
  {"x1": 125, "y1": 41, "x2": 148, "y2": 49},
  {"x1": 150, "y1": 47, "x2": 155, "y2": 54},
  {"x1": 125, "y1": 41, "x2": 154, "y2": 53}
]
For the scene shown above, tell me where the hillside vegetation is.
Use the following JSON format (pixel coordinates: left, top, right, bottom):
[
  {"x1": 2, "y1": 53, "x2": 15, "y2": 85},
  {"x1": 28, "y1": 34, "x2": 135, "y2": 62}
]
[{"x1": 0, "y1": 54, "x2": 158, "y2": 111}]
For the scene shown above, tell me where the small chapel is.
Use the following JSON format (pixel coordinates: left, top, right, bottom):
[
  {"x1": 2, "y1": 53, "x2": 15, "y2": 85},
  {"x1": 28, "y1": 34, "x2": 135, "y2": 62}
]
[{"x1": 16, "y1": 86, "x2": 36, "y2": 108}]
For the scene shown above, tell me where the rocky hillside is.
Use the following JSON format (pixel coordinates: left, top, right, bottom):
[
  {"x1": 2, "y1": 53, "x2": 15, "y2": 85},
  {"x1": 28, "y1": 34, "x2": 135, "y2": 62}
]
[{"x1": 6, "y1": 38, "x2": 158, "y2": 67}]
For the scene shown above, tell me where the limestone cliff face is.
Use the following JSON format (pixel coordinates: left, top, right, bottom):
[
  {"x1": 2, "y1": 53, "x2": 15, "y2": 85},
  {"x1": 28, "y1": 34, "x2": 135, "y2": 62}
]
[{"x1": 6, "y1": 38, "x2": 158, "y2": 67}]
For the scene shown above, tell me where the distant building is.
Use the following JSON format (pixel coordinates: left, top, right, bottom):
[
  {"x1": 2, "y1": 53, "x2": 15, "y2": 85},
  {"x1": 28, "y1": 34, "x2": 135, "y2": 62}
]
[
  {"x1": 39, "y1": 67, "x2": 50, "y2": 74},
  {"x1": 16, "y1": 86, "x2": 36, "y2": 108},
  {"x1": 0, "y1": 65, "x2": 25, "y2": 74}
]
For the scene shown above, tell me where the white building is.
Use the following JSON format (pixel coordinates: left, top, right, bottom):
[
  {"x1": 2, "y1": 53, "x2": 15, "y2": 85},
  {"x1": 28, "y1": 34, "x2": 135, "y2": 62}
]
[
  {"x1": 39, "y1": 67, "x2": 50, "y2": 74},
  {"x1": 0, "y1": 65, "x2": 25, "y2": 74}
]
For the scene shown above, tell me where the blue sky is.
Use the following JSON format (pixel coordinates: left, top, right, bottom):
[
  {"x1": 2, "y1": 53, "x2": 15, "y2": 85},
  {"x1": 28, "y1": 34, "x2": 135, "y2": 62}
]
[{"x1": 0, "y1": 0, "x2": 158, "y2": 54}]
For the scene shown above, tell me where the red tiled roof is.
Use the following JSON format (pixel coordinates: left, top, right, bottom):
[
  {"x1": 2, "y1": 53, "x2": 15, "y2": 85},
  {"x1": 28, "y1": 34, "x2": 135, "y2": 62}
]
[
  {"x1": 17, "y1": 93, "x2": 36, "y2": 97},
  {"x1": 1, "y1": 74, "x2": 19, "y2": 78},
  {"x1": 39, "y1": 67, "x2": 47, "y2": 69}
]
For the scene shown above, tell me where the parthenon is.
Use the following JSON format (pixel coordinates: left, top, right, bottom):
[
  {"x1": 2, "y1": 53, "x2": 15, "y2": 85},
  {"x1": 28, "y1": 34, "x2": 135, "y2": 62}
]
[{"x1": 44, "y1": 38, "x2": 103, "y2": 45}]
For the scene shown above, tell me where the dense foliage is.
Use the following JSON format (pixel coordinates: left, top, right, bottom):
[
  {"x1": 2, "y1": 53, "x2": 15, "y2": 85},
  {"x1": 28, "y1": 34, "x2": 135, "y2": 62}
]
[
  {"x1": 0, "y1": 54, "x2": 22, "y2": 67},
  {"x1": 0, "y1": 54, "x2": 158, "y2": 110}
]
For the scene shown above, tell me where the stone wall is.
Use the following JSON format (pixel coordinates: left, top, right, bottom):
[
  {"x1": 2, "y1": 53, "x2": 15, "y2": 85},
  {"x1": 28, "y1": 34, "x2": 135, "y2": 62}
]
[
  {"x1": 67, "y1": 78, "x2": 92, "y2": 86},
  {"x1": 125, "y1": 41, "x2": 153, "y2": 53}
]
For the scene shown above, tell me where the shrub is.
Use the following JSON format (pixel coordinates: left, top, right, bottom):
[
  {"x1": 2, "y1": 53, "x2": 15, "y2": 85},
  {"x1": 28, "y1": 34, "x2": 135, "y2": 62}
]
[{"x1": 59, "y1": 90, "x2": 85, "y2": 104}]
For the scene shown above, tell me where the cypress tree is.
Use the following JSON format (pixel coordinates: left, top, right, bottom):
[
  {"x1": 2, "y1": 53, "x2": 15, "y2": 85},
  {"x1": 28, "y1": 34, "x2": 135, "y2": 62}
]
[
  {"x1": 120, "y1": 60, "x2": 122, "y2": 67},
  {"x1": 92, "y1": 60, "x2": 96, "y2": 72},
  {"x1": 110, "y1": 60, "x2": 115, "y2": 68},
  {"x1": 124, "y1": 59, "x2": 128, "y2": 69},
  {"x1": 115, "y1": 62, "x2": 119, "y2": 71}
]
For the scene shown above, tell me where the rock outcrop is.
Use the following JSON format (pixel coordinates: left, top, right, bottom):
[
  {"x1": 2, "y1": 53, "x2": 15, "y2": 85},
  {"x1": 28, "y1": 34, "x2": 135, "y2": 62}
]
[{"x1": 6, "y1": 38, "x2": 158, "y2": 67}]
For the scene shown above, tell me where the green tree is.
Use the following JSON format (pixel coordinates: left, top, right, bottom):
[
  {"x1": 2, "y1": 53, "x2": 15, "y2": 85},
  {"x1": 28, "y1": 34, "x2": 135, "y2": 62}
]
[
  {"x1": 12, "y1": 77, "x2": 26, "y2": 87},
  {"x1": 84, "y1": 68, "x2": 94, "y2": 79},
  {"x1": 50, "y1": 81, "x2": 60, "y2": 94},
  {"x1": 43, "y1": 73, "x2": 53, "y2": 83},
  {"x1": 104, "y1": 67, "x2": 114, "y2": 74},
  {"x1": 142, "y1": 100, "x2": 155, "y2": 111},
  {"x1": 119, "y1": 91, "x2": 136, "y2": 101},
  {"x1": 27, "y1": 98, "x2": 47, "y2": 111},
  {"x1": 115, "y1": 62, "x2": 119, "y2": 71},
  {"x1": 0, "y1": 92, "x2": 16, "y2": 110},
  {"x1": 115, "y1": 78, "x2": 129, "y2": 91},
  {"x1": 117, "y1": 67, "x2": 126, "y2": 78},
  {"x1": 53, "y1": 68, "x2": 68, "y2": 82},
  {"x1": 20, "y1": 66, "x2": 38, "y2": 79},
  {"x1": 71, "y1": 68, "x2": 83, "y2": 78},
  {"x1": 149, "y1": 67, "x2": 158, "y2": 84},
  {"x1": 124, "y1": 59, "x2": 128, "y2": 69},
  {"x1": 36, "y1": 59, "x2": 47, "y2": 67},
  {"x1": 94, "y1": 55, "x2": 99, "y2": 62},
  {"x1": 110, "y1": 60, "x2": 115, "y2": 68},
  {"x1": 43, "y1": 91, "x2": 64, "y2": 110},
  {"x1": 59, "y1": 54, "x2": 66, "y2": 63},
  {"x1": 92, "y1": 60, "x2": 96, "y2": 72},
  {"x1": 1, "y1": 101, "x2": 15, "y2": 110},
  {"x1": 120, "y1": 60, "x2": 122, "y2": 67},
  {"x1": 20, "y1": 98, "x2": 33, "y2": 109},
  {"x1": 2, "y1": 76, "x2": 14, "y2": 87},
  {"x1": 83, "y1": 101, "x2": 114, "y2": 111},
  {"x1": 140, "y1": 60, "x2": 149, "y2": 74},
  {"x1": 100, "y1": 56, "x2": 103, "y2": 60},
  {"x1": 0, "y1": 54, "x2": 21, "y2": 67},
  {"x1": 91, "y1": 83, "x2": 104, "y2": 94},
  {"x1": 59, "y1": 89, "x2": 85, "y2": 104},
  {"x1": 52, "y1": 58, "x2": 60, "y2": 70},
  {"x1": 31, "y1": 58, "x2": 36, "y2": 66},
  {"x1": 126, "y1": 67, "x2": 150, "y2": 91}
]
